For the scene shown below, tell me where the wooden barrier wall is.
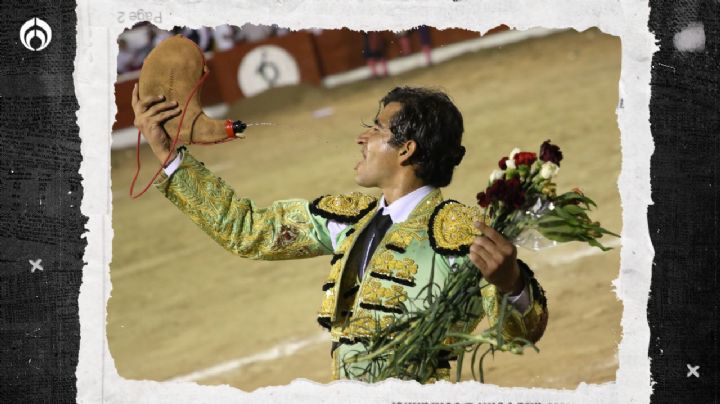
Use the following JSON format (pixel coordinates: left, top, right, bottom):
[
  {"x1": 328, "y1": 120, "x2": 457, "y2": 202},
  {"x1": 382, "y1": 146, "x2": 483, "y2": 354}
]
[{"x1": 114, "y1": 26, "x2": 507, "y2": 130}]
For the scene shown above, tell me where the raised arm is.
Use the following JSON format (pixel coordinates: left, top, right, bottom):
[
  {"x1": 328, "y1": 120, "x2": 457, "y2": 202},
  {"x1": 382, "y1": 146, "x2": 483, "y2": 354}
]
[
  {"x1": 132, "y1": 86, "x2": 333, "y2": 260},
  {"x1": 154, "y1": 151, "x2": 334, "y2": 260}
]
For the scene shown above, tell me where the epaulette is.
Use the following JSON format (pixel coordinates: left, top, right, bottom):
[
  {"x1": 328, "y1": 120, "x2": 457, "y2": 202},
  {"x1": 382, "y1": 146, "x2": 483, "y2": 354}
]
[
  {"x1": 428, "y1": 200, "x2": 482, "y2": 256},
  {"x1": 309, "y1": 192, "x2": 378, "y2": 224}
]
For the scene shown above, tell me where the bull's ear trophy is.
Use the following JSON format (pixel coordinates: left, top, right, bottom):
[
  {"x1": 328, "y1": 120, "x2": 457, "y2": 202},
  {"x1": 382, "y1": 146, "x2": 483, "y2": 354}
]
[{"x1": 130, "y1": 35, "x2": 247, "y2": 198}]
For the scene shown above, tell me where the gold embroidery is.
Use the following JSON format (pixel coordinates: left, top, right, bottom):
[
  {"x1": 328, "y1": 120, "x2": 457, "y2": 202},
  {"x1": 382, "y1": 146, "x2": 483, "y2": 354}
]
[
  {"x1": 370, "y1": 250, "x2": 418, "y2": 283},
  {"x1": 318, "y1": 288, "x2": 337, "y2": 318},
  {"x1": 159, "y1": 156, "x2": 549, "y2": 382},
  {"x1": 385, "y1": 229, "x2": 424, "y2": 249},
  {"x1": 326, "y1": 208, "x2": 377, "y2": 323},
  {"x1": 273, "y1": 224, "x2": 299, "y2": 249},
  {"x1": 329, "y1": 191, "x2": 444, "y2": 344},
  {"x1": 481, "y1": 278, "x2": 548, "y2": 343},
  {"x1": 322, "y1": 221, "x2": 360, "y2": 290},
  {"x1": 360, "y1": 278, "x2": 408, "y2": 307},
  {"x1": 156, "y1": 152, "x2": 330, "y2": 260},
  {"x1": 342, "y1": 312, "x2": 396, "y2": 338},
  {"x1": 311, "y1": 193, "x2": 377, "y2": 222},
  {"x1": 323, "y1": 258, "x2": 344, "y2": 289},
  {"x1": 318, "y1": 255, "x2": 347, "y2": 321},
  {"x1": 430, "y1": 201, "x2": 484, "y2": 254},
  {"x1": 401, "y1": 190, "x2": 444, "y2": 230},
  {"x1": 425, "y1": 367, "x2": 451, "y2": 383}
]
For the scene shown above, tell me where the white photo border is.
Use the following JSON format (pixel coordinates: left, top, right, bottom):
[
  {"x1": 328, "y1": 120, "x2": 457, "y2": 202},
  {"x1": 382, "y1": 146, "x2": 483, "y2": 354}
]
[{"x1": 75, "y1": 1, "x2": 654, "y2": 402}]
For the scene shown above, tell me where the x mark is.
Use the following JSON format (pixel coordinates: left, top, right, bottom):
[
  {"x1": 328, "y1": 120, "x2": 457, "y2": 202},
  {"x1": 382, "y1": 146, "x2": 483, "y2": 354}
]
[{"x1": 29, "y1": 259, "x2": 43, "y2": 273}]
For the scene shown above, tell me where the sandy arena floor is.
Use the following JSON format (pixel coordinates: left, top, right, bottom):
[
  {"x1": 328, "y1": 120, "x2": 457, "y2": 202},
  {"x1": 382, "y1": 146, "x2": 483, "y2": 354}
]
[{"x1": 108, "y1": 28, "x2": 622, "y2": 392}]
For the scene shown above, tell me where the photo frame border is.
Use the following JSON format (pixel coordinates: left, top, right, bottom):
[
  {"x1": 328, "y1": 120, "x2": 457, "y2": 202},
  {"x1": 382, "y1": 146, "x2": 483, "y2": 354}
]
[{"x1": 74, "y1": 1, "x2": 657, "y2": 402}]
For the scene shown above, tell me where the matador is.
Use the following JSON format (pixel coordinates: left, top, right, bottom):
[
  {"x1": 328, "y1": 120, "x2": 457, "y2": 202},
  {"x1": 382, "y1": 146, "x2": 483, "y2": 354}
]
[{"x1": 132, "y1": 85, "x2": 549, "y2": 381}]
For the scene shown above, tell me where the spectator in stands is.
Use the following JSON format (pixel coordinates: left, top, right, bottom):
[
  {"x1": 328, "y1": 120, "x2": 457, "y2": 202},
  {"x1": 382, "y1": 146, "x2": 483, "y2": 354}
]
[
  {"x1": 196, "y1": 27, "x2": 213, "y2": 52},
  {"x1": 213, "y1": 24, "x2": 236, "y2": 52},
  {"x1": 363, "y1": 31, "x2": 388, "y2": 78},
  {"x1": 135, "y1": 27, "x2": 157, "y2": 65},
  {"x1": 153, "y1": 28, "x2": 171, "y2": 47},
  {"x1": 272, "y1": 24, "x2": 291, "y2": 37},
  {"x1": 174, "y1": 27, "x2": 213, "y2": 52},
  {"x1": 117, "y1": 38, "x2": 138, "y2": 74},
  {"x1": 236, "y1": 23, "x2": 273, "y2": 43},
  {"x1": 397, "y1": 30, "x2": 412, "y2": 55},
  {"x1": 397, "y1": 26, "x2": 433, "y2": 66},
  {"x1": 417, "y1": 25, "x2": 432, "y2": 66}
]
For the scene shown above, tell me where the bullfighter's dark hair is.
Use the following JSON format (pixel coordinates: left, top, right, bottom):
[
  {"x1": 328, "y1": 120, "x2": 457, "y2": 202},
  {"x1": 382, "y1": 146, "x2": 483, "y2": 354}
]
[{"x1": 379, "y1": 86, "x2": 465, "y2": 188}]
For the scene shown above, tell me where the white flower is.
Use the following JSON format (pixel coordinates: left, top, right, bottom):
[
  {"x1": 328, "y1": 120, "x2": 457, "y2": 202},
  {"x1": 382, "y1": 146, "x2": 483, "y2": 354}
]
[
  {"x1": 489, "y1": 169, "x2": 504, "y2": 182},
  {"x1": 540, "y1": 162, "x2": 559, "y2": 179},
  {"x1": 505, "y1": 158, "x2": 516, "y2": 169},
  {"x1": 531, "y1": 159, "x2": 542, "y2": 174},
  {"x1": 508, "y1": 148, "x2": 521, "y2": 160}
]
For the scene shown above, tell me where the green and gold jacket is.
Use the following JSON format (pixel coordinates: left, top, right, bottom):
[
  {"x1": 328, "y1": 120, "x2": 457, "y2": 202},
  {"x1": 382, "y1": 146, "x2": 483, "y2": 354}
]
[{"x1": 155, "y1": 151, "x2": 549, "y2": 381}]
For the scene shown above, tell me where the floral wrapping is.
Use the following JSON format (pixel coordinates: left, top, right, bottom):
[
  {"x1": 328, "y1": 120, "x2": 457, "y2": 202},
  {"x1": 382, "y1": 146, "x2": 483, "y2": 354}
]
[{"x1": 155, "y1": 150, "x2": 548, "y2": 381}]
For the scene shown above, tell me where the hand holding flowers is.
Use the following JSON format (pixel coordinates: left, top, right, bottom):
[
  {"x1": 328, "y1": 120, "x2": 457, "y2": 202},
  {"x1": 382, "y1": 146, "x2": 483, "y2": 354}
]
[
  {"x1": 476, "y1": 140, "x2": 617, "y2": 250},
  {"x1": 346, "y1": 140, "x2": 618, "y2": 384},
  {"x1": 469, "y1": 222, "x2": 523, "y2": 294}
]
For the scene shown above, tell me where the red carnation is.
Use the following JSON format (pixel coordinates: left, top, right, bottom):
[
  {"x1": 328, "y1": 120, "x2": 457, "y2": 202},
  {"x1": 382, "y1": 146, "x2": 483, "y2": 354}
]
[
  {"x1": 502, "y1": 177, "x2": 526, "y2": 209},
  {"x1": 478, "y1": 179, "x2": 505, "y2": 208},
  {"x1": 478, "y1": 177, "x2": 526, "y2": 210},
  {"x1": 476, "y1": 191, "x2": 491, "y2": 208},
  {"x1": 513, "y1": 151, "x2": 537, "y2": 167},
  {"x1": 539, "y1": 140, "x2": 563, "y2": 166},
  {"x1": 485, "y1": 179, "x2": 505, "y2": 200},
  {"x1": 498, "y1": 157, "x2": 509, "y2": 170}
]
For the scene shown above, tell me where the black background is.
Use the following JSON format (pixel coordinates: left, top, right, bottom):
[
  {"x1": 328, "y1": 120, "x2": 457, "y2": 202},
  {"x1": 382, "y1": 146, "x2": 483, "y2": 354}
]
[
  {"x1": 0, "y1": 0, "x2": 718, "y2": 402},
  {"x1": 0, "y1": 1, "x2": 85, "y2": 403},
  {"x1": 648, "y1": 0, "x2": 719, "y2": 402}
]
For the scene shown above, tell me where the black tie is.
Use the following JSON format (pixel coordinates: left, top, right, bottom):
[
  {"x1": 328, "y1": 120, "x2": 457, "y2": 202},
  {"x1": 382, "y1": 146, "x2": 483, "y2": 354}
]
[
  {"x1": 331, "y1": 209, "x2": 393, "y2": 357},
  {"x1": 356, "y1": 210, "x2": 393, "y2": 279}
]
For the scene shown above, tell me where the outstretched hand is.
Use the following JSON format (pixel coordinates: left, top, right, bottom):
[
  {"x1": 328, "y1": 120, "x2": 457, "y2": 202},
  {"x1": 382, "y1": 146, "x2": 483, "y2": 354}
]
[
  {"x1": 468, "y1": 222, "x2": 524, "y2": 294},
  {"x1": 131, "y1": 83, "x2": 182, "y2": 164}
]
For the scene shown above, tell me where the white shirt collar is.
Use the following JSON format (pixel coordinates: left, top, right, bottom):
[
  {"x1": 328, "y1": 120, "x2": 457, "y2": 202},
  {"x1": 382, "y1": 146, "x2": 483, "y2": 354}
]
[{"x1": 378, "y1": 185, "x2": 435, "y2": 223}]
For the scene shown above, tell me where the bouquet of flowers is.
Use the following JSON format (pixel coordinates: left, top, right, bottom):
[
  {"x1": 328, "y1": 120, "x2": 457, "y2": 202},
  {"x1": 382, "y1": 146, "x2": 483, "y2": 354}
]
[
  {"x1": 476, "y1": 140, "x2": 617, "y2": 251},
  {"x1": 343, "y1": 140, "x2": 618, "y2": 383}
]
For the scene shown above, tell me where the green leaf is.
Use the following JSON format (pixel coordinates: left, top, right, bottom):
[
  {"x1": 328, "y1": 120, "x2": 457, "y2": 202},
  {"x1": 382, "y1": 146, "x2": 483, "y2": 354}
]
[
  {"x1": 587, "y1": 238, "x2": 613, "y2": 251},
  {"x1": 562, "y1": 204, "x2": 586, "y2": 216},
  {"x1": 537, "y1": 231, "x2": 580, "y2": 242}
]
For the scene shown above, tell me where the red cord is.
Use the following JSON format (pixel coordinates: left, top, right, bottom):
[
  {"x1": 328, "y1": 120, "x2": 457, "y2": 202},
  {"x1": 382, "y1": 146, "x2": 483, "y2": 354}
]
[
  {"x1": 129, "y1": 68, "x2": 212, "y2": 199},
  {"x1": 129, "y1": 40, "x2": 240, "y2": 199}
]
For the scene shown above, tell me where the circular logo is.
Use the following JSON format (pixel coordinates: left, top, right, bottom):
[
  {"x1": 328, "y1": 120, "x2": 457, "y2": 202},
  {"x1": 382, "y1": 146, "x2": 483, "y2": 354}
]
[
  {"x1": 20, "y1": 17, "x2": 52, "y2": 51},
  {"x1": 237, "y1": 45, "x2": 300, "y2": 97}
]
